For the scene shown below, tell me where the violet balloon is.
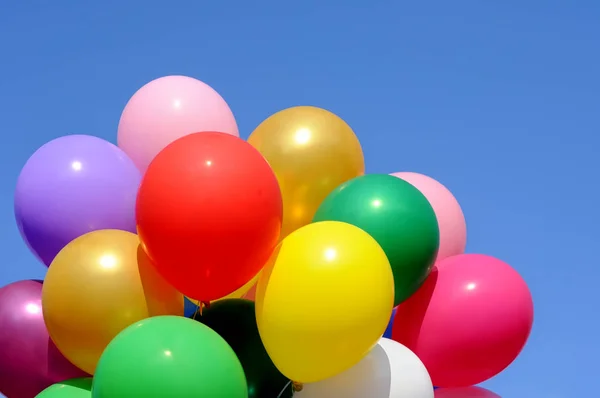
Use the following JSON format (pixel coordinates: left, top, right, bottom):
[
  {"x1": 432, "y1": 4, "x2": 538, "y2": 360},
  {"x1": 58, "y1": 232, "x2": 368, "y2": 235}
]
[
  {"x1": 14, "y1": 135, "x2": 141, "y2": 266},
  {"x1": 0, "y1": 280, "x2": 87, "y2": 398}
]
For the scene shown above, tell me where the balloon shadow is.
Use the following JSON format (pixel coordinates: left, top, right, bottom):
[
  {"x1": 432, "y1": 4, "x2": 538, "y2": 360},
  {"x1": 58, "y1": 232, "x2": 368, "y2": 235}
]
[
  {"x1": 136, "y1": 245, "x2": 185, "y2": 316},
  {"x1": 46, "y1": 338, "x2": 89, "y2": 381},
  {"x1": 393, "y1": 267, "x2": 439, "y2": 346}
]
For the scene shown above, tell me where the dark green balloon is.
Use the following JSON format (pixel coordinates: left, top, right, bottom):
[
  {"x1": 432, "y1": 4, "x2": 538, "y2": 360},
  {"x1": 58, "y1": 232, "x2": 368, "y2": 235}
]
[
  {"x1": 36, "y1": 378, "x2": 92, "y2": 397},
  {"x1": 194, "y1": 299, "x2": 293, "y2": 398},
  {"x1": 313, "y1": 174, "x2": 439, "y2": 305}
]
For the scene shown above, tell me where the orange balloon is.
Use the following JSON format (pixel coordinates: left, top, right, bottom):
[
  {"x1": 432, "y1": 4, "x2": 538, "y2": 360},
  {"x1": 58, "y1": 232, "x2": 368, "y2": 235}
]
[
  {"x1": 248, "y1": 106, "x2": 365, "y2": 239},
  {"x1": 42, "y1": 229, "x2": 183, "y2": 374}
]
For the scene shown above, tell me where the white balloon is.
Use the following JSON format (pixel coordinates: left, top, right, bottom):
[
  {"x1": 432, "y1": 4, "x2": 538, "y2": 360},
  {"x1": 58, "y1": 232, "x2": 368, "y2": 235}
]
[{"x1": 295, "y1": 338, "x2": 433, "y2": 398}]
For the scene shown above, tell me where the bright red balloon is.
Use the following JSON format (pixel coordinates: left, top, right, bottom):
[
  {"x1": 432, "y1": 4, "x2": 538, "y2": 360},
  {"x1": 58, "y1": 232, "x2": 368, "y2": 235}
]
[
  {"x1": 136, "y1": 132, "x2": 283, "y2": 301},
  {"x1": 391, "y1": 254, "x2": 533, "y2": 388}
]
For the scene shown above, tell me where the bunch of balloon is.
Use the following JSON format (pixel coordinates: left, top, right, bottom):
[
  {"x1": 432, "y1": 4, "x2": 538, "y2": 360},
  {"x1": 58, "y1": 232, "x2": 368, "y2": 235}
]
[{"x1": 0, "y1": 74, "x2": 526, "y2": 398}]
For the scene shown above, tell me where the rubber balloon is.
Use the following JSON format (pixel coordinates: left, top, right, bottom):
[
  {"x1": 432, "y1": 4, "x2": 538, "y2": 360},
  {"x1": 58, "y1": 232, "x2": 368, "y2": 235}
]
[
  {"x1": 392, "y1": 254, "x2": 534, "y2": 387},
  {"x1": 255, "y1": 221, "x2": 394, "y2": 383},
  {"x1": 434, "y1": 386, "x2": 500, "y2": 397},
  {"x1": 296, "y1": 338, "x2": 433, "y2": 398},
  {"x1": 194, "y1": 299, "x2": 292, "y2": 398},
  {"x1": 391, "y1": 172, "x2": 466, "y2": 261},
  {"x1": 248, "y1": 106, "x2": 364, "y2": 239},
  {"x1": 117, "y1": 75, "x2": 239, "y2": 172},
  {"x1": 0, "y1": 281, "x2": 86, "y2": 398},
  {"x1": 92, "y1": 316, "x2": 247, "y2": 398},
  {"x1": 314, "y1": 174, "x2": 439, "y2": 305},
  {"x1": 36, "y1": 378, "x2": 92, "y2": 398},
  {"x1": 14, "y1": 135, "x2": 141, "y2": 266},
  {"x1": 42, "y1": 230, "x2": 183, "y2": 374},
  {"x1": 136, "y1": 132, "x2": 282, "y2": 301}
]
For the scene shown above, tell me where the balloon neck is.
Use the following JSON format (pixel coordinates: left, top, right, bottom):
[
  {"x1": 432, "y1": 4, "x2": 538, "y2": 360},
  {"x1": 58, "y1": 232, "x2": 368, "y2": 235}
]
[
  {"x1": 292, "y1": 381, "x2": 303, "y2": 392},
  {"x1": 192, "y1": 301, "x2": 211, "y2": 318}
]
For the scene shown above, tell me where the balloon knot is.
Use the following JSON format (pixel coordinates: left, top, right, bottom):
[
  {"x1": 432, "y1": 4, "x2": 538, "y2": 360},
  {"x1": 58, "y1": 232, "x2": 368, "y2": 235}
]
[
  {"x1": 292, "y1": 381, "x2": 303, "y2": 392},
  {"x1": 201, "y1": 301, "x2": 211, "y2": 309}
]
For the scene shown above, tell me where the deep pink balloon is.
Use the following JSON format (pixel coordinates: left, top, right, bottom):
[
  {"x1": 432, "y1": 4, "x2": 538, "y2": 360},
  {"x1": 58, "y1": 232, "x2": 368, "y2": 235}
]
[
  {"x1": 435, "y1": 386, "x2": 501, "y2": 397},
  {"x1": 0, "y1": 280, "x2": 87, "y2": 398},
  {"x1": 392, "y1": 254, "x2": 533, "y2": 388}
]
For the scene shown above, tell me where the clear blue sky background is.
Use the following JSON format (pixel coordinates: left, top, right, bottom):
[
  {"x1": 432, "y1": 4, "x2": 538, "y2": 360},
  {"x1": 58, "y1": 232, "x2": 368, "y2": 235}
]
[{"x1": 1, "y1": 2, "x2": 597, "y2": 397}]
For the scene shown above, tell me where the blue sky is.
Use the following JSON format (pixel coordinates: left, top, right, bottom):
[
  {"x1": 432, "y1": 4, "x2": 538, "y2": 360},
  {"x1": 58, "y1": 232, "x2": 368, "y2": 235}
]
[{"x1": 1, "y1": 2, "x2": 598, "y2": 397}]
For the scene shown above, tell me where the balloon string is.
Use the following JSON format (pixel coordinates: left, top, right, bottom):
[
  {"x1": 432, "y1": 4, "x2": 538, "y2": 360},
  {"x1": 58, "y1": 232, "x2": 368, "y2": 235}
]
[
  {"x1": 276, "y1": 380, "x2": 292, "y2": 398},
  {"x1": 192, "y1": 302, "x2": 200, "y2": 318},
  {"x1": 192, "y1": 301, "x2": 210, "y2": 318}
]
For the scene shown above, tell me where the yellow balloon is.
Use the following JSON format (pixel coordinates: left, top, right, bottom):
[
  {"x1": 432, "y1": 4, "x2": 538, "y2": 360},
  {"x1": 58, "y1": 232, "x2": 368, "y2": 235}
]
[
  {"x1": 255, "y1": 221, "x2": 394, "y2": 383},
  {"x1": 42, "y1": 229, "x2": 183, "y2": 374},
  {"x1": 186, "y1": 272, "x2": 260, "y2": 307},
  {"x1": 248, "y1": 106, "x2": 364, "y2": 239}
]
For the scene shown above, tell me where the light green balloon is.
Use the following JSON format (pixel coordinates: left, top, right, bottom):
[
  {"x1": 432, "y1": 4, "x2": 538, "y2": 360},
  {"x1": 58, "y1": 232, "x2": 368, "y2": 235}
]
[
  {"x1": 92, "y1": 316, "x2": 248, "y2": 398},
  {"x1": 36, "y1": 378, "x2": 92, "y2": 397}
]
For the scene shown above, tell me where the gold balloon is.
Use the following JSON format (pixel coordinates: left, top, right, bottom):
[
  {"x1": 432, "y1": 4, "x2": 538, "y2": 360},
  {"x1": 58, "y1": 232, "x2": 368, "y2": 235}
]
[
  {"x1": 42, "y1": 229, "x2": 183, "y2": 375},
  {"x1": 248, "y1": 106, "x2": 365, "y2": 239}
]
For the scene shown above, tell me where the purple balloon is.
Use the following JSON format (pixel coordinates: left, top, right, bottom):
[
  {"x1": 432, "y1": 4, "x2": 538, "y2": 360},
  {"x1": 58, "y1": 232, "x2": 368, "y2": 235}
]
[
  {"x1": 0, "y1": 280, "x2": 87, "y2": 398},
  {"x1": 14, "y1": 135, "x2": 142, "y2": 266}
]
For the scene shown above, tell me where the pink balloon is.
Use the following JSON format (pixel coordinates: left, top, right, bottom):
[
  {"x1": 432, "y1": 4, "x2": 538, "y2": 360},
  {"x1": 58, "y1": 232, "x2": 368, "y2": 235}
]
[
  {"x1": 435, "y1": 386, "x2": 501, "y2": 397},
  {"x1": 391, "y1": 172, "x2": 466, "y2": 261},
  {"x1": 392, "y1": 254, "x2": 533, "y2": 388},
  {"x1": 0, "y1": 280, "x2": 87, "y2": 398},
  {"x1": 117, "y1": 75, "x2": 239, "y2": 172}
]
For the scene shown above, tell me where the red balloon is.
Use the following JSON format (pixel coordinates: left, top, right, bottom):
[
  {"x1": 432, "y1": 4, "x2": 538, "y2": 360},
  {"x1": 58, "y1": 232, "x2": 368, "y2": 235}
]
[
  {"x1": 136, "y1": 132, "x2": 283, "y2": 301},
  {"x1": 391, "y1": 254, "x2": 533, "y2": 387}
]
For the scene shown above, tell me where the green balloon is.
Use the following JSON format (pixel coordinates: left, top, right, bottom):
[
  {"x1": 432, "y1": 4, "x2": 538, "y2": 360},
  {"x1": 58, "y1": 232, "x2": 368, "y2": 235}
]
[
  {"x1": 36, "y1": 378, "x2": 92, "y2": 398},
  {"x1": 313, "y1": 174, "x2": 439, "y2": 305},
  {"x1": 194, "y1": 299, "x2": 293, "y2": 398},
  {"x1": 92, "y1": 316, "x2": 248, "y2": 398}
]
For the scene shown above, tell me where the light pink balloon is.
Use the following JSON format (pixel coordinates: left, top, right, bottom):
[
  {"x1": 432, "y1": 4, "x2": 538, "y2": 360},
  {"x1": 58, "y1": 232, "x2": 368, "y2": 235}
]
[
  {"x1": 391, "y1": 172, "x2": 466, "y2": 261},
  {"x1": 117, "y1": 75, "x2": 239, "y2": 172},
  {"x1": 435, "y1": 386, "x2": 501, "y2": 397},
  {"x1": 392, "y1": 254, "x2": 534, "y2": 388}
]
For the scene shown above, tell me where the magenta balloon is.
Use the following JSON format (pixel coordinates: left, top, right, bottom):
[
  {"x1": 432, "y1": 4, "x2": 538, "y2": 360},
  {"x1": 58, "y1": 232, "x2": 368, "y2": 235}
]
[
  {"x1": 392, "y1": 254, "x2": 534, "y2": 387},
  {"x1": 14, "y1": 135, "x2": 141, "y2": 266},
  {"x1": 0, "y1": 280, "x2": 87, "y2": 398},
  {"x1": 435, "y1": 386, "x2": 501, "y2": 397}
]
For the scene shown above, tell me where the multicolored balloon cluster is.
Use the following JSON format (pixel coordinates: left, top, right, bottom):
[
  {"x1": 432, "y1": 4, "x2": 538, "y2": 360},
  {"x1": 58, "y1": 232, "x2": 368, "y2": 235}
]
[{"x1": 0, "y1": 75, "x2": 533, "y2": 398}]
